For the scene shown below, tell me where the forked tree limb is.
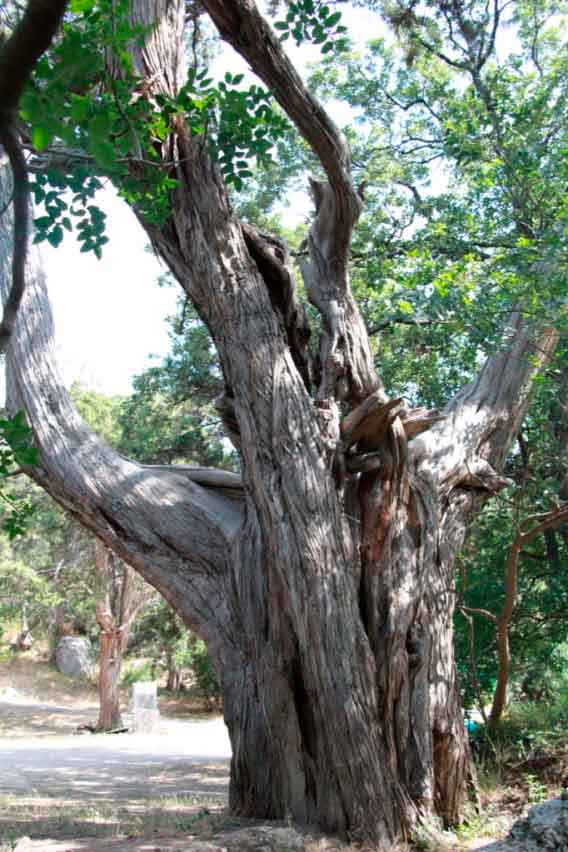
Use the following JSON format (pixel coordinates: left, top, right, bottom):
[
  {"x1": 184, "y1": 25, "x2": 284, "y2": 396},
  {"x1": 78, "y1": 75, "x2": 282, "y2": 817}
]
[
  {"x1": 202, "y1": 0, "x2": 381, "y2": 404},
  {"x1": 202, "y1": 4, "x2": 560, "y2": 457},
  {"x1": 0, "y1": 160, "x2": 243, "y2": 655},
  {"x1": 201, "y1": 0, "x2": 355, "y2": 202}
]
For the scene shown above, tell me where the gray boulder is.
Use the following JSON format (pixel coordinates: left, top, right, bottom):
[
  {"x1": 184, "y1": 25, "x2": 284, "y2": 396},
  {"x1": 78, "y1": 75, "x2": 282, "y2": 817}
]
[
  {"x1": 473, "y1": 796, "x2": 568, "y2": 851},
  {"x1": 55, "y1": 636, "x2": 94, "y2": 679}
]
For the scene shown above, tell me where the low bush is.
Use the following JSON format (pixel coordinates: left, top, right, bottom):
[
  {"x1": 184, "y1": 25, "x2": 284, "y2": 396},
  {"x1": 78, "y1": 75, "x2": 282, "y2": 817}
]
[
  {"x1": 471, "y1": 693, "x2": 568, "y2": 759},
  {"x1": 121, "y1": 659, "x2": 155, "y2": 686}
]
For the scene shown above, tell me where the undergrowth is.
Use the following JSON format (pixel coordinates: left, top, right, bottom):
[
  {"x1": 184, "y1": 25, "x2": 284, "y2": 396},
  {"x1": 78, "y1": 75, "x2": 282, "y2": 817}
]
[{"x1": 469, "y1": 692, "x2": 568, "y2": 776}]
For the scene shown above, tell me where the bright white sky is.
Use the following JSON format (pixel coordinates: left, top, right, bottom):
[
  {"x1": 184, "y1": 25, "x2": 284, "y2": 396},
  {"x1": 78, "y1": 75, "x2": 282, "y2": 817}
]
[
  {"x1": 43, "y1": 189, "x2": 178, "y2": 395},
  {"x1": 42, "y1": 5, "x2": 383, "y2": 396}
]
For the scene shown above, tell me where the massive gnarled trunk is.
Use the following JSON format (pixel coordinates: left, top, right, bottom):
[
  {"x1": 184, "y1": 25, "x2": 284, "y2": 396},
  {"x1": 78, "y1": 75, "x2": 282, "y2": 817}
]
[{"x1": 0, "y1": 1, "x2": 559, "y2": 846}]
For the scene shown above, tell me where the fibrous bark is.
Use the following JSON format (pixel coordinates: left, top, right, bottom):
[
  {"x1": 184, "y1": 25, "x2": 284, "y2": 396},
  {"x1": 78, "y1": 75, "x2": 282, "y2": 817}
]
[{"x1": 0, "y1": 1, "x2": 560, "y2": 846}]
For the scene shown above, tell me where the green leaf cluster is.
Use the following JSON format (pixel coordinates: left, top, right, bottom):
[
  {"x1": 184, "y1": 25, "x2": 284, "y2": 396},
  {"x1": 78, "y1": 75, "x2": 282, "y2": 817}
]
[
  {"x1": 20, "y1": 0, "x2": 289, "y2": 252},
  {"x1": 0, "y1": 412, "x2": 39, "y2": 540},
  {"x1": 31, "y1": 168, "x2": 106, "y2": 255},
  {"x1": 274, "y1": 0, "x2": 349, "y2": 54},
  {"x1": 213, "y1": 75, "x2": 288, "y2": 190}
]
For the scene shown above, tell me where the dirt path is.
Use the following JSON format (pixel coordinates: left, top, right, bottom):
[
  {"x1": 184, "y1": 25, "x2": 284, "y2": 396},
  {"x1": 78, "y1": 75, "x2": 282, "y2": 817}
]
[
  {"x1": 0, "y1": 698, "x2": 231, "y2": 801},
  {"x1": 0, "y1": 690, "x2": 234, "y2": 850}
]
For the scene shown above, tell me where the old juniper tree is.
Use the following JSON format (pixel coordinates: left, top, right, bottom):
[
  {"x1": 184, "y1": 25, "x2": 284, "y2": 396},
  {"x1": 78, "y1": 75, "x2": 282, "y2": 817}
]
[{"x1": 0, "y1": 0, "x2": 562, "y2": 845}]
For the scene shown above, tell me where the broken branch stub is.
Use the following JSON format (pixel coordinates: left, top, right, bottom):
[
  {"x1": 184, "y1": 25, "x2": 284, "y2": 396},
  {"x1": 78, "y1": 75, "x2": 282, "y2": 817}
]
[
  {"x1": 401, "y1": 407, "x2": 446, "y2": 441},
  {"x1": 341, "y1": 395, "x2": 405, "y2": 450}
]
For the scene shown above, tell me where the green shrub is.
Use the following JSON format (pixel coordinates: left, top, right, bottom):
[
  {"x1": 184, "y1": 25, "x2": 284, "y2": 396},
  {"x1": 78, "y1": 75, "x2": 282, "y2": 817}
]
[
  {"x1": 121, "y1": 659, "x2": 155, "y2": 686},
  {"x1": 470, "y1": 691, "x2": 568, "y2": 759},
  {"x1": 176, "y1": 635, "x2": 220, "y2": 701},
  {"x1": 129, "y1": 599, "x2": 221, "y2": 702}
]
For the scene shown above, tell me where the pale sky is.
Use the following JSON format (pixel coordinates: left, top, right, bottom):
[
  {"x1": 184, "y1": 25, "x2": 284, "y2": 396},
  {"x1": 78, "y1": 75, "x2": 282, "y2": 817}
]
[
  {"x1": 43, "y1": 189, "x2": 178, "y2": 396},
  {"x1": 42, "y1": 5, "x2": 383, "y2": 397}
]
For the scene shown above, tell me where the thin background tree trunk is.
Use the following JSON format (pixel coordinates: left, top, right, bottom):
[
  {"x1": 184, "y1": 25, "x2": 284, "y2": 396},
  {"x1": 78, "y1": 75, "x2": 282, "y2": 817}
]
[
  {"x1": 96, "y1": 599, "x2": 124, "y2": 731},
  {"x1": 94, "y1": 541, "x2": 149, "y2": 732},
  {"x1": 488, "y1": 505, "x2": 568, "y2": 730}
]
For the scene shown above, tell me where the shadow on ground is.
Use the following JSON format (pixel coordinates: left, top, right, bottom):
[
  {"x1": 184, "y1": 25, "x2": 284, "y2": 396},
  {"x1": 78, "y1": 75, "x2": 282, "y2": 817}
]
[
  {"x1": 0, "y1": 701, "x2": 98, "y2": 737},
  {"x1": 0, "y1": 795, "x2": 229, "y2": 844},
  {"x1": 0, "y1": 742, "x2": 229, "y2": 801}
]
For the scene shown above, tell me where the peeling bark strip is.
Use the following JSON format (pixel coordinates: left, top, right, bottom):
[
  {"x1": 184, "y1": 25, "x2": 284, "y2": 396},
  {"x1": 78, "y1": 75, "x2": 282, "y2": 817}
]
[
  {"x1": 241, "y1": 223, "x2": 312, "y2": 390},
  {"x1": 0, "y1": 127, "x2": 29, "y2": 352},
  {"x1": 1, "y1": 0, "x2": 562, "y2": 845}
]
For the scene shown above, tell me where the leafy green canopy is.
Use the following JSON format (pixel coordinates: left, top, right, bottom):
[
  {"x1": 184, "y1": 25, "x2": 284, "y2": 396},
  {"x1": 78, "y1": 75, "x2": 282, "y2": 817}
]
[
  {"x1": 0, "y1": 413, "x2": 39, "y2": 539},
  {"x1": 20, "y1": 0, "x2": 292, "y2": 255},
  {"x1": 310, "y1": 5, "x2": 568, "y2": 374}
]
